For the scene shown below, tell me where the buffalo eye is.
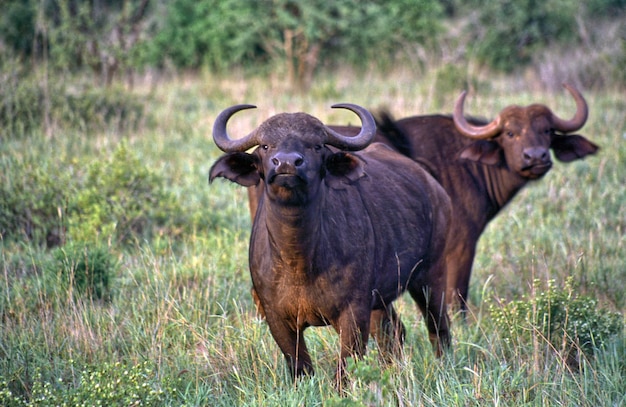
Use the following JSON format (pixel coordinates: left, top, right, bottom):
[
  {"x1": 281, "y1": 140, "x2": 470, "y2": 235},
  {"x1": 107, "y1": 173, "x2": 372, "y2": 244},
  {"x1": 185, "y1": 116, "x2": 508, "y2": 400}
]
[
  {"x1": 261, "y1": 145, "x2": 269, "y2": 151},
  {"x1": 314, "y1": 144, "x2": 322, "y2": 151},
  {"x1": 506, "y1": 131, "x2": 514, "y2": 138}
]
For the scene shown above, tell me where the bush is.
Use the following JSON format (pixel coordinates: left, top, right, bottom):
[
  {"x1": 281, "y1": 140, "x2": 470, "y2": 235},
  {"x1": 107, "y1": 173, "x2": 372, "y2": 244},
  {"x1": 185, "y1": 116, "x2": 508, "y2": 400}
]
[
  {"x1": 0, "y1": 361, "x2": 178, "y2": 406},
  {"x1": 433, "y1": 64, "x2": 487, "y2": 107},
  {"x1": 490, "y1": 278, "x2": 623, "y2": 368},
  {"x1": 0, "y1": 155, "x2": 72, "y2": 247},
  {"x1": 60, "y1": 86, "x2": 145, "y2": 134},
  {"x1": 0, "y1": 60, "x2": 145, "y2": 139},
  {"x1": 46, "y1": 242, "x2": 116, "y2": 301},
  {"x1": 470, "y1": 0, "x2": 580, "y2": 73},
  {"x1": 68, "y1": 142, "x2": 185, "y2": 245},
  {"x1": 0, "y1": 60, "x2": 59, "y2": 139},
  {"x1": 144, "y1": 0, "x2": 443, "y2": 89},
  {"x1": 0, "y1": 1, "x2": 38, "y2": 58}
]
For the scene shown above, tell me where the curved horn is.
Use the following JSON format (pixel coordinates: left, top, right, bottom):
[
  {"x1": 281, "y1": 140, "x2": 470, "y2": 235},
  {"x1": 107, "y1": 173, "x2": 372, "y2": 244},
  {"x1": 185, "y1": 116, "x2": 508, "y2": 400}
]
[
  {"x1": 212, "y1": 104, "x2": 259, "y2": 152},
  {"x1": 551, "y1": 83, "x2": 588, "y2": 133},
  {"x1": 324, "y1": 103, "x2": 377, "y2": 151},
  {"x1": 453, "y1": 91, "x2": 503, "y2": 139}
]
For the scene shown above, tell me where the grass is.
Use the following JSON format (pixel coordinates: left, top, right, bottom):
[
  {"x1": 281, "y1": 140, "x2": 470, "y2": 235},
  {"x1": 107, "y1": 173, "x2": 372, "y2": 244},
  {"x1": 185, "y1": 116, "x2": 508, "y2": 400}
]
[{"x1": 0, "y1": 67, "x2": 624, "y2": 406}]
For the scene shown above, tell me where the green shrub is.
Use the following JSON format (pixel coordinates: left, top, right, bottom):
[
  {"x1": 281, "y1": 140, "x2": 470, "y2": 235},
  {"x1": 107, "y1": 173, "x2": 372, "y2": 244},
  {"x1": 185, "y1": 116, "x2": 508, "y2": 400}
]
[
  {"x1": 0, "y1": 155, "x2": 72, "y2": 247},
  {"x1": 0, "y1": 60, "x2": 61, "y2": 139},
  {"x1": 0, "y1": 361, "x2": 179, "y2": 406},
  {"x1": 471, "y1": 0, "x2": 579, "y2": 73},
  {"x1": 490, "y1": 278, "x2": 623, "y2": 367},
  {"x1": 60, "y1": 86, "x2": 145, "y2": 134},
  {"x1": 145, "y1": 0, "x2": 442, "y2": 88},
  {"x1": 0, "y1": 1, "x2": 38, "y2": 58},
  {"x1": 0, "y1": 60, "x2": 145, "y2": 139},
  {"x1": 46, "y1": 242, "x2": 116, "y2": 301},
  {"x1": 433, "y1": 64, "x2": 486, "y2": 107},
  {"x1": 68, "y1": 142, "x2": 185, "y2": 245}
]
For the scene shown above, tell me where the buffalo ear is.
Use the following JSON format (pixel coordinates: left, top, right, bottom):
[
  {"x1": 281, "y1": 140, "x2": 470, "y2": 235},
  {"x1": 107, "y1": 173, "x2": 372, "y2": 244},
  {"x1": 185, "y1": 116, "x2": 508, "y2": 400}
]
[
  {"x1": 551, "y1": 134, "x2": 599, "y2": 162},
  {"x1": 459, "y1": 141, "x2": 503, "y2": 166},
  {"x1": 324, "y1": 152, "x2": 366, "y2": 189},
  {"x1": 209, "y1": 152, "x2": 261, "y2": 186}
]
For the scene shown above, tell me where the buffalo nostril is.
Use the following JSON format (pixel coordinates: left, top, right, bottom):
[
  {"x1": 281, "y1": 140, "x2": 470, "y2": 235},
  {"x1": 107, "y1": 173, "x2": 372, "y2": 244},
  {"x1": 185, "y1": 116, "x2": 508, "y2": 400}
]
[
  {"x1": 523, "y1": 148, "x2": 549, "y2": 162},
  {"x1": 272, "y1": 152, "x2": 303, "y2": 168}
]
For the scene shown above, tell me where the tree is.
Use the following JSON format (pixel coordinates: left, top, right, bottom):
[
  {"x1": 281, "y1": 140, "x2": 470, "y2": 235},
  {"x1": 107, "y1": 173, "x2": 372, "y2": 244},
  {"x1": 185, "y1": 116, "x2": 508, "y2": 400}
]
[
  {"x1": 145, "y1": 0, "x2": 443, "y2": 90},
  {"x1": 468, "y1": 0, "x2": 579, "y2": 72},
  {"x1": 46, "y1": 0, "x2": 151, "y2": 86}
]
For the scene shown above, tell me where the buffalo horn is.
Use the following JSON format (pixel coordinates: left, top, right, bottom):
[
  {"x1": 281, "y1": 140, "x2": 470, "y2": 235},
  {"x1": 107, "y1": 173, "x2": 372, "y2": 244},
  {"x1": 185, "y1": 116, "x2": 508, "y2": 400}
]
[
  {"x1": 212, "y1": 104, "x2": 259, "y2": 152},
  {"x1": 453, "y1": 91, "x2": 502, "y2": 139},
  {"x1": 324, "y1": 103, "x2": 377, "y2": 151},
  {"x1": 551, "y1": 83, "x2": 588, "y2": 133}
]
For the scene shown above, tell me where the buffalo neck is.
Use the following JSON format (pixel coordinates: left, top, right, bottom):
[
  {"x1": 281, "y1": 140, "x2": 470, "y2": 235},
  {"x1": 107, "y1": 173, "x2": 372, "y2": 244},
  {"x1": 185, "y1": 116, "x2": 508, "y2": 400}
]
[
  {"x1": 261, "y1": 191, "x2": 325, "y2": 275},
  {"x1": 478, "y1": 163, "x2": 528, "y2": 221}
]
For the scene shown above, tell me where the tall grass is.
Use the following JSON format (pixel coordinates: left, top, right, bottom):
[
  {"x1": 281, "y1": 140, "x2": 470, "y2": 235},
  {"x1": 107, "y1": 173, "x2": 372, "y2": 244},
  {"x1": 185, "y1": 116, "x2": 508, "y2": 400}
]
[{"x1": 0, "y1": 68, "x2": 624, "y2": 406}]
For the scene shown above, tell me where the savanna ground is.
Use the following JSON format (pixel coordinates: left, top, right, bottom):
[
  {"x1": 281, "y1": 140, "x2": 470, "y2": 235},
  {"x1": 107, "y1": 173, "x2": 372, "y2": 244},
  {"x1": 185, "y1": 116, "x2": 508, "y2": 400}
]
[{"x1": 1, "y1": 67, "x2": 625, "y2": 406}]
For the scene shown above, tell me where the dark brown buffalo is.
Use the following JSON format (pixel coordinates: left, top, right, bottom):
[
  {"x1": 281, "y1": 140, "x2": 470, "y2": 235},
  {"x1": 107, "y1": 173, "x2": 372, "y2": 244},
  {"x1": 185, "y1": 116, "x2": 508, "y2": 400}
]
[
  {"x1": 378, "y1": 84, "x2": 598, "y2": 311},
  {"x1": 209, "y1": 104, "x2": 451, "y2": 387}
]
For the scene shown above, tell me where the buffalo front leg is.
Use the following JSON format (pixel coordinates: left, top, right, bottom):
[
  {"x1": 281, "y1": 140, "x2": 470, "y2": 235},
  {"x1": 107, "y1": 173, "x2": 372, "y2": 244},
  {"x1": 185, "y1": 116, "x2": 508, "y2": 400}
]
[
  {"x1": 370, "y1": 306, "x2": 406, "y2": 362},
  {"x1": 265, "y1": 316, "x2": 314, "y2": 381},
  {"x1": 445, "y1": 231, "x2": 478, "y2": 313}
]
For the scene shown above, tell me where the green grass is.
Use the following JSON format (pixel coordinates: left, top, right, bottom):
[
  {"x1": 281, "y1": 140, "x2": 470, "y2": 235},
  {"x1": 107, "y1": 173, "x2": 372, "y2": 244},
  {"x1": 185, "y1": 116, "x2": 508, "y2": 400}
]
[{"x1": 1, "y1": 69, "x2": 624, "y2": 406}]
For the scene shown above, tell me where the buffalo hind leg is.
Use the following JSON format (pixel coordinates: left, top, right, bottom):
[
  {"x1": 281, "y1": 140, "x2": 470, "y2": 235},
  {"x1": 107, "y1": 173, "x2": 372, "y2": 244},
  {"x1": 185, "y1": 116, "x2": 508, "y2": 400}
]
[
  {"x1": 369, "y1": 306, "x2": 406, "y2": 362},
  {"x1": 334, "y1": 310, "x2": 370, "y2": 392},
  {"x1": 408, "y1": 284, "x2": 451, "y2": 357}
]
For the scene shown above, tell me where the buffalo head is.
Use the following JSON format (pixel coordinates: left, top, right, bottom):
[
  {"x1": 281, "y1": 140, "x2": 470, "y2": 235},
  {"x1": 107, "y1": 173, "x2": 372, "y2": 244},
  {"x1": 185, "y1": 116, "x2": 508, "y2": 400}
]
[
  {"x1": 453, "y1": 83, "x2": 598, "y2": 179},
  {"x1": 210, "y1": 104, "x2": 377, "y2": 206}
]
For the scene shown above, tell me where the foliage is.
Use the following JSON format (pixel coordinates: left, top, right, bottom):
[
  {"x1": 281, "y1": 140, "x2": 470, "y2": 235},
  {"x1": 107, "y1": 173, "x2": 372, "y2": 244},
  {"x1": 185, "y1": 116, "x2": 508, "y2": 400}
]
[
  {"x1": 145, "y1": 0, "x2": 443, "y2": 89},
  {"x1": 0, "y1": 361, "x2": 178, "y2": 406},
  {"x1": 144, "y1": 0, "x2": 262, "y2": 71},
  {"x1": 1, "y1": 0, "x2": 625, "y2": 89},
  {"x1": 0, "y1": 58, "x2": 145, "y2": 138},
  {"x1": 490, "y1": 278, "x2": 623, "y2": 367},
  {"x1": 467, "y1": 0, "x2": 580, "y2": 72},
  {"x1": 584, "y1": 0, "x2": 626, "y2": 16},
  {"x1": 0, "y1": 59, "x2": 57, "y2": 138},
  {"x1": 0, "y1": 0, "x2": 151, "y2": 85},
  {"x1": 62, "y1": 86, "x2": 145, "y2": 133},
  {"x1": 68, "y1": 142, "x2": 185, "y2": 245},
  {"x1": 614, "y1": 37, "x2": 626, "y2": 85},
  {"x1": 432, "y1": 63, "x2": 487, "y2": 107},
  {"x1": 45, "y1": 0, "x2": 151, "y2": 86},
  {"x1": 0, "y1": 154, "x2": 72, "y2": 247},
  {"x1": 46, "y1": 242, "x2": 116, "y2": 301},
  {"x1": 0, "y1": 0, "x2": 38, "y2": 58},
  {"x1": 325, "y1": 352, "x2": 394, "y2": 406}
]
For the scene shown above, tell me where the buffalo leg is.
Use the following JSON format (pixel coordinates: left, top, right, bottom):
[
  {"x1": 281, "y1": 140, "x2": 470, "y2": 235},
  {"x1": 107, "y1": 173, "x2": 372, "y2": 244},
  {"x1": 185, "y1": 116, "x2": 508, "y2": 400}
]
[
  {"x1": 251, "y1": 287, "x2": 266, "y2": 318},
  {"x1": 409, "y1": 285, "x2": 450, "y2": 356},
  {"x1": 369, "y1": 306, "x2": 406, "y2": 361},
  {"x1": 265, "y1": 316, "x2": 314, "y2": 380},
  {"x1": 445, "y1": 232, "x2": 478, "y2": 313},
  {"x1": 333, "y1": 310, "x2": 370, "y2": 391}
]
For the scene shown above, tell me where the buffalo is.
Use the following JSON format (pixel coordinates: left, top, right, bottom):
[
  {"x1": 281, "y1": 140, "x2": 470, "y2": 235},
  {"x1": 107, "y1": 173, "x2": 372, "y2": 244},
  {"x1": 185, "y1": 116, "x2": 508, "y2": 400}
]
[
  {"x1": 377, "y1": 83, "x2": 598, "y2": 311},
  {"x1": 209, "y1": 104, "x2": 451, "y2": 387}
]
